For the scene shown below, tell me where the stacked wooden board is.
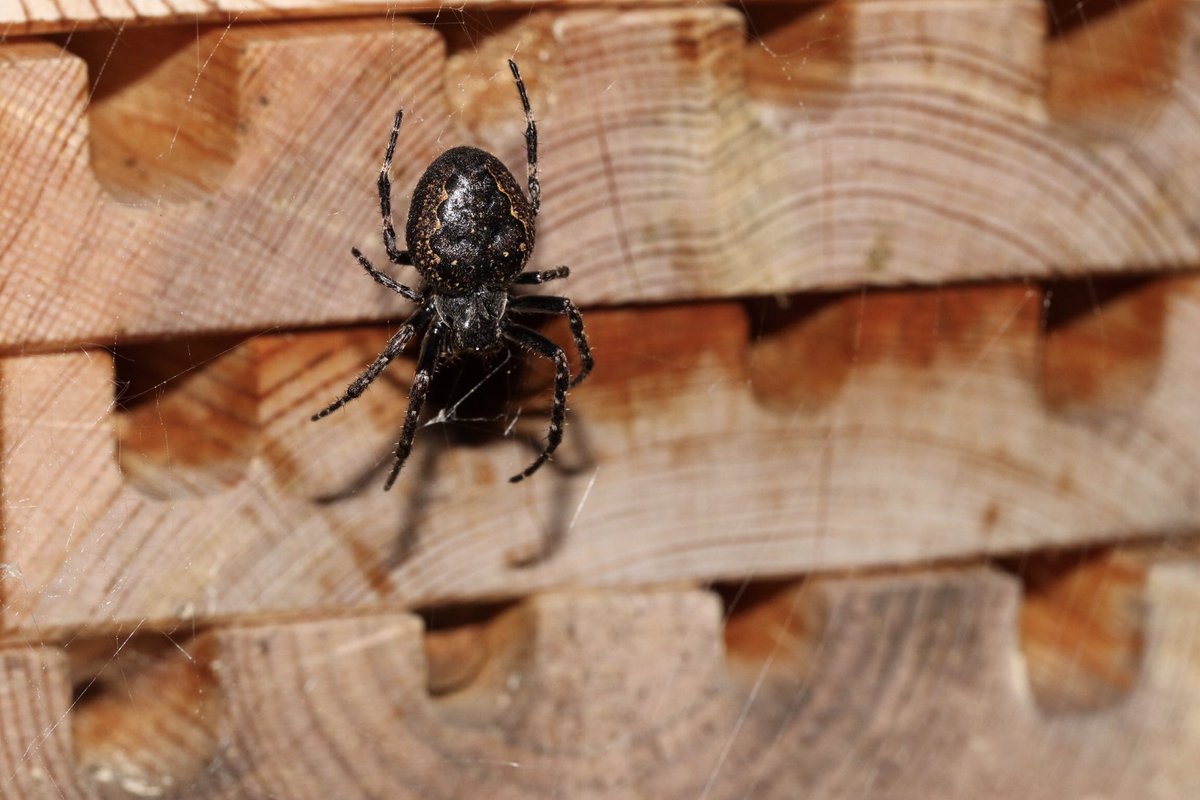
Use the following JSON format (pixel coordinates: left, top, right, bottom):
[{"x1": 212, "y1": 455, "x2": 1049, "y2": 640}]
[{"x1": 1, "y1": 1, "x2": 1199, "y2": 796}]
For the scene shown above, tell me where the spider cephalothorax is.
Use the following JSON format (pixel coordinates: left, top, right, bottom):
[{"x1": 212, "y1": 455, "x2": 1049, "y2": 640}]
[{"x1": 313, "y1": 60, "x2": 593, "y2": 489}]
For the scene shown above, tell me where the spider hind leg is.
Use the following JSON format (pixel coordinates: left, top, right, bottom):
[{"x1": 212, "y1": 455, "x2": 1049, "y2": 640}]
[
  {"x1": 503, "y1": 322, "x2": 570, "y2": 483},
  {"x1": 508, "y1": 294, "x2": 593, "y2": 387},
  {"x1": 513, "y1": 266, "x2": 569, "y2": 285}
]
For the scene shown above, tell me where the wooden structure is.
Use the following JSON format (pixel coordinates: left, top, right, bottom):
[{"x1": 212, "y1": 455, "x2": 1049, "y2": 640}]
[{"x1": 1, "y1": 0, "x2": 1199, "y2": 796}]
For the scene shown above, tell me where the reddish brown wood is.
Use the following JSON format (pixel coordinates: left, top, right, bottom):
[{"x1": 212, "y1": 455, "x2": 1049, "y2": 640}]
[{"x1": 3, "y1": 279, "x2": 1200, "y2": 632}]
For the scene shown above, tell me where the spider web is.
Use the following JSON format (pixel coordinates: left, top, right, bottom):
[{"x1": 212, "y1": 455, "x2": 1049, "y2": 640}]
[{"x1": 1, "y1": 1, "x2": 1197, "y2": 797}]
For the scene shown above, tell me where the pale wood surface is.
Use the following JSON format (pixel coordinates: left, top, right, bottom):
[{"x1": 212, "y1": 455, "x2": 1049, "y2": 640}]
[
  {"x1": 0, "y1": 647, "x2": 85, "y2": 798},
  {"x1": 2, "y1": 0, "x2": 681, "y2": 35},
  {"x1": 1, "y1": 3, "x2": 1198, "y2": 793},
  {"x1": 4, "y1": 567, "x2": 1200, "y2": 797},
  {"x1": 2, "y1": 2, "x2": 1200, "y2": 349},
  {"x1": 68, "y1": 631, "x2": 219, "y2": 796},
  {"x1": 4, "y1": 277, "x2": 1199, "y2": 632}
]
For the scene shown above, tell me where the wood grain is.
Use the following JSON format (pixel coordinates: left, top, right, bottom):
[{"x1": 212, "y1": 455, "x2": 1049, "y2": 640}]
[
  {"x1": 69, "y1": 630, "x2": 219, "y2": 796},
  {"x1": 4, "y1": 567, "x2": 1200, "y2": 797},
  {"x1": 4, "y1": 277, "x2": 1199, "y2": 632},
  {"x1": 0, "y1": 5, "x2": 1194, "y2": 794},
  {"x1": 0, "y1": 646, "x2": 89, "y2": 797},
  {"x1": 1008, "y1": 547, "x2": 1147, "y2": 711},
  {"x1": 4, "y1": 0, "x2": 684, "y2": 36},
  {"x1": 3, "y1": 3, "x2": 1200, "y2": 348}
]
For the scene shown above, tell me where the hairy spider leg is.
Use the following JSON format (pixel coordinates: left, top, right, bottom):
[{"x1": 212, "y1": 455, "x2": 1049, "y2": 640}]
[
  {"x1": 377, "y1": 109, "x2": 412, "y2": 265},
  {"x1": 508, "y1": 60, "x2": 540, "y2": 217},
  {"x1": 385, "y1": 323, "x2": 446, "y2": 491},
  {"x1": 503, "y1": 323, "x2": 570, "y2": 482},
  {"x1": 351, "y1": 247, "x2": 422, "y2": 302},
  {"x1": 312, "y1": 307, "x2": 432, "y2": 421},
  {"x1": 513, "y1": 266, "x2": 570, "y2": 285},
  {"x1": 508, "y1": 294, "x2": 594, "y2": 388}
]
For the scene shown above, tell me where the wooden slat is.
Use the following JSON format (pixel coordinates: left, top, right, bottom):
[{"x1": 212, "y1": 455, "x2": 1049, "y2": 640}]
[
  {"x1": 0, "y1": 647, "x2": 91, "y2": 798},
  {"x1": 2, "y1": 0, "x2": 683, "y2": 36},
  {"x1": 2, "y1": 3, "x2": 1200, "y2": 349},
  {"x1": 1011, "y1": 547, "x2": 1147, "y2": 711},
  {"x1": 7, "y1": 567, "x2": 1200, "y2": 797},
  {"x1": 4, "y1": 277, "x2": 1199, "y2": 631}
]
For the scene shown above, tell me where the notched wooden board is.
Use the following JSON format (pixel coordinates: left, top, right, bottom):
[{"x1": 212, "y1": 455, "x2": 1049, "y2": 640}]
[
  {"x1": 3, "y1": 277, "x2": 1199, "y2": 631},
  {"x1": 4, "y1": 0, "x2": 685, "y2": 35},
  {"x1": 2, "y1": 2, "x2": 1200, "y2": 348},
  {"x1": 3, "y1": 567, "x2": 1200, "y2": 797}
]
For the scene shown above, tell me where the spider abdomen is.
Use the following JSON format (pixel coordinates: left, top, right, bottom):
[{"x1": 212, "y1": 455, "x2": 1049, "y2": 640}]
[{"x1": 406, "y1": 146, "x2": 534, "y2": 295}]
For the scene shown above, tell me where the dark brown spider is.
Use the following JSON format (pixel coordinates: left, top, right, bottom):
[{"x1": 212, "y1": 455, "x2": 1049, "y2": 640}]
[{"x1": 313, "y1": 60, "x2": 593, "y2": 489}]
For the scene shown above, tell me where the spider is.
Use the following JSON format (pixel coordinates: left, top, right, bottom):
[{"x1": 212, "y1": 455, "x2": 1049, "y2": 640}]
[{"x1": 313, "y1": 60, "x2": 593, "y2": 490}]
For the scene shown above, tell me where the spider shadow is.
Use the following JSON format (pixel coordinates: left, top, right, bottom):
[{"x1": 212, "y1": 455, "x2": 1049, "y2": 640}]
[
  {"x1": 498, "y1": 418, "x2": 598, "y2": 568},
  {"x1": 394, "y1": 350, "x2": 598, "y2": 568},
  {"x1": 314, "y1": 344, "x2": 597, "y2": 568},
  {"x1": 384, "y1": 416, "x2": 597, "y2": 570}
]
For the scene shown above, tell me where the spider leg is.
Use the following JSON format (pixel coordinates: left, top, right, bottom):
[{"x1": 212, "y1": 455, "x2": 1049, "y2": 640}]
[
  {"x1": 508, "y1": 60, "x2": 540, "y2": 217},
  {"x1": 377, "y1": 109, "x2": 411, "y2": 265},
  {"x1": 508, "y1": 294, "x2": 593, "y2": 388},
  {"x1": 311, "y1": 307, "x2": 431, "y2": 421},
  {"x1": 385, "y1": 322, "x2": 446, "y2": 491},
  {"x1": 503, "y1": 322, "x2": 570, "y2": 483},
  {"x1": 513, "y1": 266, "x2": 569, "y2": 285},
  {"x1": 351, "y1": 247, "x2": 422, "y2": 302}
]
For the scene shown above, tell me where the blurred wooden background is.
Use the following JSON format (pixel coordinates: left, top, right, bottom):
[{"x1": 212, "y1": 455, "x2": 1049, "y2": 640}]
[{"x1": 2, "y1": 0, "x2": 1199, "y2": 796}]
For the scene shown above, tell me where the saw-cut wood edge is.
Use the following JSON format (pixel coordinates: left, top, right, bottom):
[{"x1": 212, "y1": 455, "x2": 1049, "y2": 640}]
[
  {"x1": 3, "y1": 566, "x2": 1198, "y2": 798},
  {"x1": 3, "y1": 277, "x2": 1198, "y2": 632},
  {"x1": 5, "y1": 0, "x2": 686, "y2": 35},
  {"x1": 1, "y1": 2, "x2": 1199, "y2": 348}
]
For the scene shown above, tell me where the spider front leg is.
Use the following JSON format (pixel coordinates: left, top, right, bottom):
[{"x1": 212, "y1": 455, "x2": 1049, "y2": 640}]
[
  {"x1": 384, "y1": 322, "x2": 446, "y2": 491},
  {"x1": 508, "y1": 60, "x2": 540, "y2": 217},
  {"x1": 377, "y1": 109, "x2": 411, "y2": 265},
  {"x1": 509, "y1": 294, "x2": 593, "y2": 387},
  {"x1": 503, "y1": 322, "x2": 571, "y2": 483},
  {"x1": 312, "y1": 307, "x2": 431, "y2": 421},
  {"x1": 351, "y1": 247, "x2": 421, "y2": 303}
]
